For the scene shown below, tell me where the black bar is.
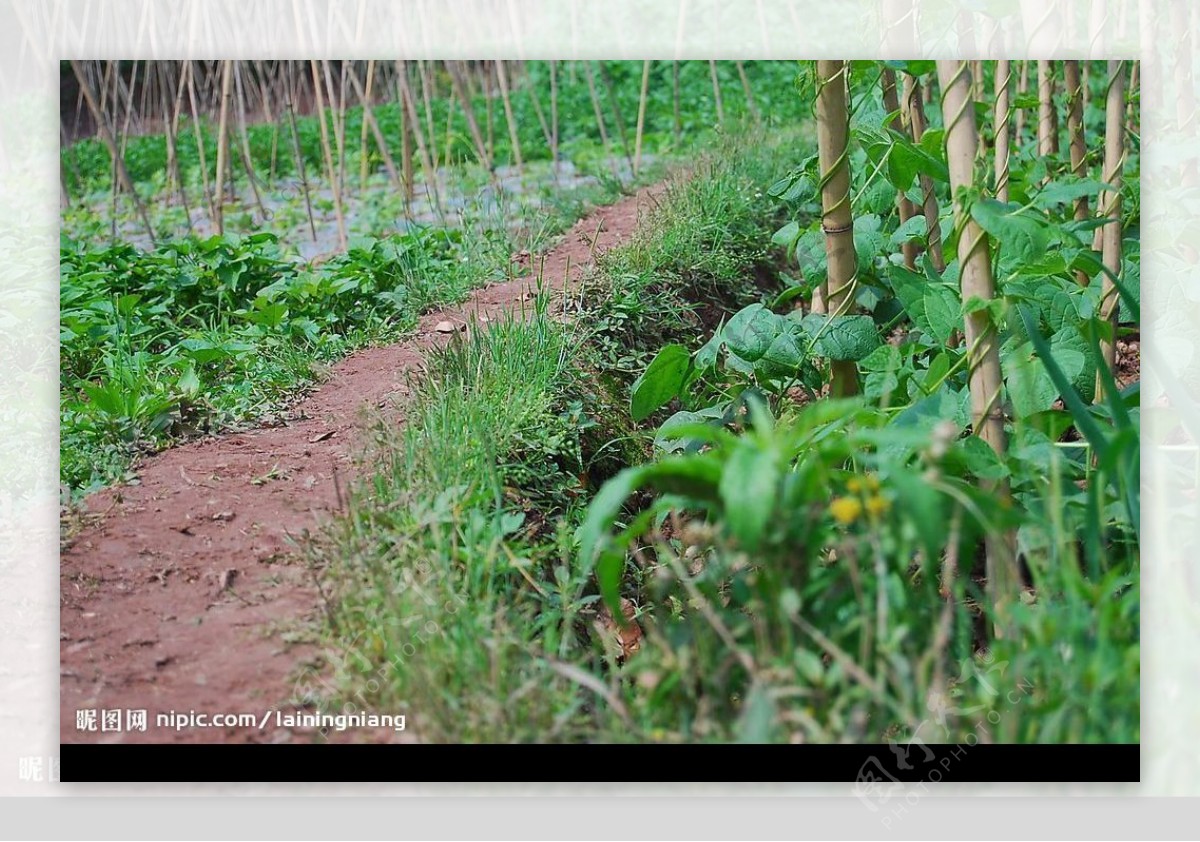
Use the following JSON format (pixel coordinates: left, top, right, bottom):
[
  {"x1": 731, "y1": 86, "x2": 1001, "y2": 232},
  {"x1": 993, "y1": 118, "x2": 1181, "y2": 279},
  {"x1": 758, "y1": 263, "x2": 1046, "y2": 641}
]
[{"x1": 61, "y1": 743, "x2": 1138, "y2": 783}]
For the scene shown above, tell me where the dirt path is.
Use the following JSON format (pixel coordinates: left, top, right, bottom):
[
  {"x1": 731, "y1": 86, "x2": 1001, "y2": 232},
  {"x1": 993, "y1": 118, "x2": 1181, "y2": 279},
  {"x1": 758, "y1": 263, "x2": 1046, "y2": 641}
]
[{"x1": 60, "y1": 183, "x2": 666, "y2": 744}]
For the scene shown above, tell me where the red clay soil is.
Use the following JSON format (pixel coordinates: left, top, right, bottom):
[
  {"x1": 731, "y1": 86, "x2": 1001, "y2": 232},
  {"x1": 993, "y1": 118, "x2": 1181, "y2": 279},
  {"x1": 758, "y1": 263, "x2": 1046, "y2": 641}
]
[{"x1": 60, "y1": 183, "x2": 667, "y2": 745}]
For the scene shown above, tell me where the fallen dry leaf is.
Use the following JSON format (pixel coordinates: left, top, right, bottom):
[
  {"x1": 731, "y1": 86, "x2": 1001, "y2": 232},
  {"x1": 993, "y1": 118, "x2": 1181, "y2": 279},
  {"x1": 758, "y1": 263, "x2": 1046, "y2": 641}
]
[
  {"x1": 210, "y1": 511, "x2": 235, "y2": 522},
  {"x1": 434, "y1": 320, "x2": 459, "y2": 333},
  {"x1": 308, "y1": 430, "x2": 336, "y2": 443}
]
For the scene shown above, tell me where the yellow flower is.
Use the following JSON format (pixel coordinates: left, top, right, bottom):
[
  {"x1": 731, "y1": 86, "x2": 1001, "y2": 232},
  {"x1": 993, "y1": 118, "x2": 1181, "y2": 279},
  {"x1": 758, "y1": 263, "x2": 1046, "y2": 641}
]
[
  {"x1": 846, "y1": 476, "x2": 862, "y2": 494},
  {"x1": 830, "y1": 496, "x2": 863, "y2": 525},
  {"x1": 863, "y1": 473, "x2": 880, "y2": 492},
  {"x1": 865, "y1": 494, "x2": 890, "y2": 518}
]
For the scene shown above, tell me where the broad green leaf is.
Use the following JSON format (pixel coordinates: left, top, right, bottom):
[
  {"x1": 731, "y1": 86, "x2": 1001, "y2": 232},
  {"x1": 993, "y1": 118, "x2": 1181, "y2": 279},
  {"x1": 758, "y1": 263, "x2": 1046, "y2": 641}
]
[
  {"x1": 970, "y1": 199, "x2": 1050, "y2": 264},
  {"x1": 889, "y1": 265, "x2": 961, "y2": 345},
  {"x1": 725, "y1": 304, "x2": 781, "y2": 363},
  {"x1": 631, "y1": 344, "x2": 691, "y2": 422},
  {"x1": 719, "y1": 440, "x2": 779, "y2": 552},
  {"x1": 772, "y1": 220, "x2": 801, "y2": 248},
  {"x1": 755, "y1": 327, "x2": 806, "y2": 379},
  {"x1": 695, "y1": 323, "x2": 725, "y2": 371},
  {"x1": 888, "y1": 215, "x2": 929, "y2": 248},
  {"x1": 800, "y1": 313, "x2": 881, "y2": 361}
]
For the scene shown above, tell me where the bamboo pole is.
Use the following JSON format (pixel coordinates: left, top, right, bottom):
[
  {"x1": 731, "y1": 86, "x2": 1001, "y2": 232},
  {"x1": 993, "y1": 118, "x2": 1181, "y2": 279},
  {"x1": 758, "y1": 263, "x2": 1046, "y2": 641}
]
[
  {"x1": 523, "y1": 64, "x2": 555, "y2": 169},
  {"x1": 393, "y1": 63, "x2": 415, "y2": 206},
  {"x1": 309, "y1": 60, "x2": 347, "y2": 251},
  {"x1": 736, "y1": 61, "x2": 761, "y2": 126},
  {"x1": 550, "y1": 60, "x2": 560, "y2": 166},
  {"x1": 903, "y1": 74, "x2": 946, "y2": 273},
  {"x1": 1037, "y1": 60, "x2": 1058, "y2": 158},
  {"x1": 881, "y1": 69, "x2": 918, "y2": 270},
  {"x1": 160, "y1": 62, "x2": 193, "y2": 231},
  {"x1": 994, "y1": 59, "x2": 1013, "y2": 203},
  {"x1": 583, "y1": 62, "x2": 620, "y2": 179},
  {"x1": 495, "y1": 60, "x2": 524, "y2": 174},
  {"x1": 598, "y1": 62, "x2": 633, "y2": 169},
  {"x1": 212, "y1": 60, "x2": 234, "y2": 235},
  {"x1": 232, "y1": 63, "x2": 268, "y2": 221},
  {"x1": 359, "y1": 59, "x2": 375, "y2": 190},
  {"x1": 1064, "y1": 60, "x2": 1090, "y2": 285},
  {"x1": 709, "y1": 60, "x2": 725, "y2": 124},
  {"x1": 184, "y1": 61, "x2": 216, "y2": 225},
  {"x1": 633, "y1": 60, "x2": 652, "y2": 176},
  {"x1": 283, "y1": 65, "x2": 318, "y2": 243},
  {"x1": 346, "y1": 60, "x2": 401, "y2": 188},
  {"x1": 815, "y1": 60, "x2": 859, "y2": 398},
  {"x1": 1096, "y1": 60, "x2": 1127, "y2": 400},
  {"x1": 418, "y1": 60, "x2": 440, "y2": 174},
  {"x1": 396, "y1": 59, "x2": 441, "y2": 213},
  {"x1": 672, "y1": 61, "x2": 683, "y2": 144},
  {"x1": 937, "y1": 59, "x2": 1019, "y2": 637},
  {"x1": 71, "y1": 60, "x2": 156, "y2": 245},
  {"x1": 1015, "y1": 60, "x2": 1029, "y2": 144},
  {"x1": 446, "y1": 60, "x2": 492, "y2": 171}
]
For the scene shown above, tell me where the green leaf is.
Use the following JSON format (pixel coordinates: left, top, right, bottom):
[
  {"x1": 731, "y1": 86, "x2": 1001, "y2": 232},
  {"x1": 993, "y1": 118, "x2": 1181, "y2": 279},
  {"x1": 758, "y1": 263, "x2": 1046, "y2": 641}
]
[
  {"x1": 888, "y1": 215, "x2": 930, "y2": 248},
  {"x1": 771, "y1": 220, "x2": 801, "y2": 248},
  {"x1": 800, "y1": 313, "x2": 881, "y2": 361},
  {"x1": 970, "y1": 199, "x2": 1050, "y2": 264},
  {"x1": 755, "y1": 327, "x2": 806, "y2": 379},
  {"x1": 888, "y1": 468, "x2": 944, "y2": 565},
  {"x1": 889, "y1": 265, "x2": 961, "y2": 345},
  {"x1": 1034, "y1": 178, "x2": 1115, "y2": 211},
  {"x1": 718, "y1": 439, "x2": 779, "y2": 552},
  {"x1": 725, "y1": 304, "x2": 781, "y2": 363},
  {"x1": 695, "y1": 324, "x2": 725, "y2": 371},
  {"x1": 631, "y1": 344, "x2": 691, "y2": 422},
  {"x1": 735, "y1": 682, "x2": 777, "y2": 743}
]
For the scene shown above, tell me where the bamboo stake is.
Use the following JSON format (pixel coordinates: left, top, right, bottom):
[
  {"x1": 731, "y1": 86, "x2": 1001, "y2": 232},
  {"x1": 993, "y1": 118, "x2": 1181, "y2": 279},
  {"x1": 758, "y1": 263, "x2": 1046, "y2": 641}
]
[
  {"x1": 583, "y1": 62, "x2": 621, "y2": 179},
  {"x1": 232, "y1": 62, "x2": 269, "y2": 221},
  {"x1": 184, "y1": 61, "x2": 216, "y2": 225},
  {"x1": 346, "y1": 60, "x2": 401, "y2": 188},
  {"x1": 815, "y1": 60, "x2": 859, "y2": 398},
  {"x1": 359, "y1": 59, "x2": 375, "y2": 190},
  {"x1": 1064, "y1": 60, "x2": 1090, "y2": 285},
  {"x1": 160, "y1": 62, "x2": 193, "y2": 231},
  {"x1": 309, "y1": 60, "x2": 347, "y2": 251},
  {"x1": 495, "y1": 60, "x2": 524, "y2": 174},
  {"x1": 550, "y1": 60, "x2": 560, "y2": 166},
  {"x1": 283, "y1": 66, "x2": 318, "y2": 243},
  {"x1": 1037, "y1": 60, "x2": 1058, "y2": 158},
  {"x1": 709, "y1": 60, "x2": 725, "y2": 124},
  {"x1": 418, "y1": 60, "x2": 440, "y2": 174},
  {"x1": 994, "y1": 59, "x2": 1012, "y2": 203},
  {"x1": 212, "y1": 60, "x2": 234, "y2": 235},
  {"x1": 71, "y1": 60, "x2": 156, "y2": 246},
  {"x1": 396, "y1": 59, "x2": 441, "y2": 213},
  {"x1": 881, "y1": 69, "x2": 918, "y2": 270},
  {"x1": 321, "y1": 60, "x2": 348, "y2": 200},
  {"x1": 937, "y1": 58, "x2": 1018, "y2": 637},
  {"x1": 393, "y1": 63, "x2": 415, "y2": 206},
  {"x1": 904, "y1": 74, "x2": 946, "y2": 273},
  {"x1": 598, "y1": 62, "x2": 633, "y2": 169},
  {"x1": 1015, "y1": 59, "x2": 1029, "y2": 144},
  {"x1": 485, "y1": 62, "x2": 496, "y2": 165},
  {"x1": 633, "y1": 60, "x2": 652, "y2": 176},
  {"x1": 523, "y1": 64, "x2": 555, "y2": 169},
  {"x1": 672, "y1": 61, "x2": 683, "y2": 144},
  {"x1": 1096, "y1": 60, "x2": 1127, "y2": 400},
  {"x1": 736, "y1": 61, "x2": 761, "y2": 126},
  {"x1": 446, "y1": 60, "x2": 492, "y2": 170}
]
